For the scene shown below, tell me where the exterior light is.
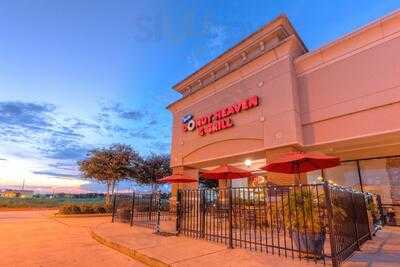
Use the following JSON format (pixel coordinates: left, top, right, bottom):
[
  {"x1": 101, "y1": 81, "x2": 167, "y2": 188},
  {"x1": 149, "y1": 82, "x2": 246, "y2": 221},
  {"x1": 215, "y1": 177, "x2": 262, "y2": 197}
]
[{"x1": 244, "y1": 159, "x2": 252, "y2": 167}]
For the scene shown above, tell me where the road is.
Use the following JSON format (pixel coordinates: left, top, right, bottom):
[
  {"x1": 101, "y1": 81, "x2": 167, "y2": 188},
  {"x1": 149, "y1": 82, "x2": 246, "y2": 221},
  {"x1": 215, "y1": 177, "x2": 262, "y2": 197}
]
[{"x1": 0, "y1": 210, "x2": 145, "y2": 266}]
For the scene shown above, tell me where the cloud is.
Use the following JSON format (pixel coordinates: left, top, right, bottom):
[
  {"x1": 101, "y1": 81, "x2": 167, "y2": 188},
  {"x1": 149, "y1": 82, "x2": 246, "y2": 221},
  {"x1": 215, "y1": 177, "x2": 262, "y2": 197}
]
[
  {"x1": 187, "y1": 23, "x2": 228, "y2": 68},
  {"x1": 0, "y1": 99, "x2": 171, "y2": 192},
  {"x1": 0, "y1": 101, "x2": 84, "y2": 143},
  {"x1": 104, "y1": 124, "x2": 128, "y2": 133},
  {"x1": 40, "y1": 137, "x2": 91, "y2": 160},
  {"x1": 150, "y1": 141, "x2": 170, "y2": 153},
  {"x1": 207, "y1": 24, "x2": 227, "y2": 51},
  {"x1": 0, "y1": 101, "x2": 55, "y2": 128},
  {"x1": 48, "y1": 162, "x2": 78, "y2": 172},
  {"x1": 79, "y1": 180, "x2": 150, "y2": 193},
  {"x1": 70, "y1": 120, "x2": 101, "y2": 131},
  {"x1": 102, "y1": 103, "x2": 144, "y2": 121},
  {"x1": 0, "y1": 101, "x2": 91, "y2": 162},
  {"x1": 32, "y1": 171, "x2": 80, "y2": 179},
  {"x1": 129, "y1": 128, "x2": 154, "y2": 140},
  {"x1": 79, "y1": 182, "x2": 106, "y2": 192}
]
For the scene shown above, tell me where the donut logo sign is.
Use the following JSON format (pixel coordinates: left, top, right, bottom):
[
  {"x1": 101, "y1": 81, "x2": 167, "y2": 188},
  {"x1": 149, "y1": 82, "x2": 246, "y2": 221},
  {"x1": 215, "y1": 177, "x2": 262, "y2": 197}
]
[
  {"x1": 182, "y1": 114, "x2": 196, "y2": 132},
  {"x1": 182, "y1": 95, "x2": 259, "y2": 136}
]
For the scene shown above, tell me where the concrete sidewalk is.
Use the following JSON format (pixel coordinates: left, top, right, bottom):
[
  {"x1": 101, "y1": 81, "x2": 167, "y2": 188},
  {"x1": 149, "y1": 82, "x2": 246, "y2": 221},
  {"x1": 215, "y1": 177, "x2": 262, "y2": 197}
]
[
  {"x1": 342, "y1": 226, "x2": 400, "y2": 267},
  {"x1": 91, "y1": 222, "x2": 325, "y2": 267}
]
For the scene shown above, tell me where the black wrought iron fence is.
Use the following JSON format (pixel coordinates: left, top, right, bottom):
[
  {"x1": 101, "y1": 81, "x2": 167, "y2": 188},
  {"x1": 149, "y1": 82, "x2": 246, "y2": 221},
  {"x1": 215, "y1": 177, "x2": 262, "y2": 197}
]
[
  {"x1": 177, "y1": 182, "x2": 373, "y2": 267},
  {"x1": 111, "y1": 183, "x2": 375, "y2": 266},
  {"x1": 381, "y1": 203, "x2": 400, "y2": 226},
  {"x1": 112, "y1": 193, "x2": 133, "y2": 224},
  {"x1": 112, "y1": 191, "x2": 172, "y2": 229},
  {"x1": 328, "y1": 186, "x2": 371, "y2": 266}
]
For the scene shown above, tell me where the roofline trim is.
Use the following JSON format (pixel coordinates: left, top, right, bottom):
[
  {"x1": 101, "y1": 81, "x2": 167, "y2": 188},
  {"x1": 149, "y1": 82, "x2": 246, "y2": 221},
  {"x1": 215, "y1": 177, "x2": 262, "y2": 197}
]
[
  {"x1": 294, "y1": 9, "x2": 400, "y2": 64},
  {"x1": 173, "y1": 14, "x2": 307, "y2": 92}
]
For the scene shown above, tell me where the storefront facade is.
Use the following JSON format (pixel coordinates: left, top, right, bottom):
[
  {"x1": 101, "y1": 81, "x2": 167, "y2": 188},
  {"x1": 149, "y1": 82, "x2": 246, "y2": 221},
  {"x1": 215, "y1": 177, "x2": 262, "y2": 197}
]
[{"x1": 168, "y1": 11, "x2": 400, "y2": 222}]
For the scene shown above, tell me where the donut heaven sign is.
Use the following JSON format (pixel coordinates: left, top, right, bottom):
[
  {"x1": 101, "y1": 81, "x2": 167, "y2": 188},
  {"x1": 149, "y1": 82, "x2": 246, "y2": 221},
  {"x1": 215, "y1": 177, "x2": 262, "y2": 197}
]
[{"x1": 182, "y1": 95, "x2": 259, "y2": 136}]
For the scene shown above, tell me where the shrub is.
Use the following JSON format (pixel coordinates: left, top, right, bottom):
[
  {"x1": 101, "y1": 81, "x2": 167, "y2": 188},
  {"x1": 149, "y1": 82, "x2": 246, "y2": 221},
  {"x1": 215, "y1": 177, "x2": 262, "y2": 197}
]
[
  {"x1": 79, "y1": 204, "x2": 95, "y2": 214},
  {"x1": 59, "y1": 204, "x2": 81, "y2": 214},
  {"x1": 58, "y1": 203, "x2": 110, "y2": 214},
  {"x1": 104, "y1": 204, "x2": 113, "y2": 213},
  {"x1": 93, "y1": 205, "x2": 107, "y2": 213}
]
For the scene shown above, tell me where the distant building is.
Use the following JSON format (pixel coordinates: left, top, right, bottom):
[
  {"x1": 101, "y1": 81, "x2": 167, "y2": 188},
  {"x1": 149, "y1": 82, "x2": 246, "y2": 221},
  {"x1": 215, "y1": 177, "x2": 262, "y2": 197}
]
[{"x1": 1, "y1": 189, "x2": 34, "y2": 198}]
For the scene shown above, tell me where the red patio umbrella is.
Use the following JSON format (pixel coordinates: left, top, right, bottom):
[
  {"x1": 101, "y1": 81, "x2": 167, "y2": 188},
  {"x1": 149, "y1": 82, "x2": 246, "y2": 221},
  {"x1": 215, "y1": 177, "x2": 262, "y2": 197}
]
[
  {"x1": 262, "y1": 151, "x2": 340, "y2": 184},
  {"x1": 157, "y1": 174, "x2": 197, "y2": 184},
  {"x1": 200, "y1": 164, "x2": 253, "y2": 180}
]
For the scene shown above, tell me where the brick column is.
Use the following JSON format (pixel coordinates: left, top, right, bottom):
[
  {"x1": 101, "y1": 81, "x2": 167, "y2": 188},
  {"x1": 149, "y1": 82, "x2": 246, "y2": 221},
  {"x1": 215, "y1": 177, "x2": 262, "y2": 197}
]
[{"x1": 265, "y1": 146, "x2": 307, "y2": 185}]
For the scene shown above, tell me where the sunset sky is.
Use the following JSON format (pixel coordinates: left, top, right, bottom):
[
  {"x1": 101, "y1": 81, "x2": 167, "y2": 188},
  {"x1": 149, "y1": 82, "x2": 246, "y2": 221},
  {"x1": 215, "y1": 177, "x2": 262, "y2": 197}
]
[{"x1": 0, "y1": 1, "x2": 398, "y2": 193}]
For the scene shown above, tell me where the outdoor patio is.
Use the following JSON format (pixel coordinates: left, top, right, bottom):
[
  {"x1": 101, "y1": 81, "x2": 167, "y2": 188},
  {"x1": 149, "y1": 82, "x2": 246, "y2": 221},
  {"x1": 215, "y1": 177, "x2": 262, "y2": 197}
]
[
  {"x1": 91, "y1": 220, "x2": 400, "y2": 267},
  {"x1": 92, "y1": 220, "x2": 326, "y2": 267}
]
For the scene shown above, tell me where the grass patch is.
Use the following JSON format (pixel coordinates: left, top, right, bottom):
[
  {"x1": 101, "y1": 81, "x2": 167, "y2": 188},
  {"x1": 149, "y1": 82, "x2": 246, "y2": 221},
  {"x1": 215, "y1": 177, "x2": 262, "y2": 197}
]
[{"x1": 0, "y1": 197, "x2": 104, "y2": 209}]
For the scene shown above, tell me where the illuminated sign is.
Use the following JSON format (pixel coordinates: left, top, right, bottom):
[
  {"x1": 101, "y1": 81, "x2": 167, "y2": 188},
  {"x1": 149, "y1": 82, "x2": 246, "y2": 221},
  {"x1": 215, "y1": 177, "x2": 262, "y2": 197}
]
[{"x1": 182, "y1": 95, "x2": 259, "y2": 136}]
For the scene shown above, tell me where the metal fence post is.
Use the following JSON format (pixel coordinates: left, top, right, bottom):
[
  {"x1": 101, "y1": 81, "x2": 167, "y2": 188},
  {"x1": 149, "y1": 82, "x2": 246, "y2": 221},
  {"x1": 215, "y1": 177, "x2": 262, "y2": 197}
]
[
  {"x1": 149, "y1": 194, "x2": 153, "y2": 222},
  {"x1": 176, "y1": 190, "x2": 182, "y2": 233},
  {"x1": 156, "y1": 191, "x2": 161, "y2": 233},
  {"x1": 111, "y1": 193, "x2": 117, "y2": 223},
  {"x1": 376, "y1": 195, "x2": 386, "y2": 225},
  {"x1": 130, "y1": 192, "x2": 135, "y2": 226},
  {"x1": 363, "y1": 194, "x2": 372, "y2": 240},
  {"x1": 228, "y1": 188, "x2": 233, "y2": 249},
  {"x1": 323, "y1": 181, "x2": 338, "y2": 267},
  {"x1": 350, "y1": 192, "x2": 360, "y2": 250},
  {"x1": 200, "y1": 189, "x2": 206, "y2": 238}
]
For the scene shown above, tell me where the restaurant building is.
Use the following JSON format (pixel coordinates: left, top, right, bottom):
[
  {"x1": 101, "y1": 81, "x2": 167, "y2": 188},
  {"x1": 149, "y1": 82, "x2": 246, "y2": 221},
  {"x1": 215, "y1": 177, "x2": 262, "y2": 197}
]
[{"x1": 167, "y1": 10, "x2": 400, "y2": 223}]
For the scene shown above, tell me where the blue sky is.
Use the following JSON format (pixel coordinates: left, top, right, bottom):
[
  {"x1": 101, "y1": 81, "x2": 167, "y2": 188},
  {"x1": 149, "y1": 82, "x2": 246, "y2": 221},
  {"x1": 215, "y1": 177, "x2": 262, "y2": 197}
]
[{"x1": 0, "y1": 1, "x2": 398, "y2": 193}]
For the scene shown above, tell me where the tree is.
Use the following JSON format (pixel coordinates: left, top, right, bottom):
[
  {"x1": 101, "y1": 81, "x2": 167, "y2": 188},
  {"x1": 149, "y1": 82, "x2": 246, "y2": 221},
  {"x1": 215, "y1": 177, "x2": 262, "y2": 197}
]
[
  {"x1": 134, "y1": 153, "x2": 171, "y2": 189},
  {"x1": 78, "y1": 144, "x2": 142, "y2": 205}
]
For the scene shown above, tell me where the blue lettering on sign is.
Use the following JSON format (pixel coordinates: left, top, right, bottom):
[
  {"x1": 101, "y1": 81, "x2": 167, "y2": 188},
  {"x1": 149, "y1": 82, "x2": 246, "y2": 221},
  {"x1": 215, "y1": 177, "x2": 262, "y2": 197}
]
[{"x1": 182, "y1": 114, "x2": 193, "y2": 124}]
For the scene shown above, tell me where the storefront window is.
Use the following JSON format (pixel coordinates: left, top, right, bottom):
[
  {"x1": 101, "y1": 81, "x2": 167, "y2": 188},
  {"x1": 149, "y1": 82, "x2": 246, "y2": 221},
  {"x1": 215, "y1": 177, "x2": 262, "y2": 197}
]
[
  {"x1": 307, "y1": 170, "x2": 322, "y2": 184},
  {"x1": 324, "y1": 161, "x2": 361, "y2": 190},
  {"x1": 199, "y1": 177, "x2": 218, "y2": 189},
  {"x1": 231, "y1": 178, "x2": 248, "y2": 188},
  {"x1": 359, "y1": 158, "x2": 394, "y2": 204}
]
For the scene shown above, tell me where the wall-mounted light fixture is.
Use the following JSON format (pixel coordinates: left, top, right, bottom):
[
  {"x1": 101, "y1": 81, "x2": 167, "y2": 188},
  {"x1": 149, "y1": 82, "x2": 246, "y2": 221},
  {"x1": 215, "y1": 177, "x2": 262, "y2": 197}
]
[{"x1": 244, "y1": 159, "x2": 252, "y2": 167}]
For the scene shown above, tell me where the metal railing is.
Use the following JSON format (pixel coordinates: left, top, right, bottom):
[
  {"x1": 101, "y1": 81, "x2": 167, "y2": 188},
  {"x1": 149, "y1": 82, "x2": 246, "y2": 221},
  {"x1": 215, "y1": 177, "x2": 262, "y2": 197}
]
[
  {"x1": 177, "y1": 182, "x2": 373, "y2": 267},
  {"x1": 328, "y1": 185, "x2": 371, "y2": 266},
  {"x1": 111, "y1": 182, "x2": 375, "y2": 267},
  {"x1": 112, "y1": 192, "x2": 171, "y2": 230},
  {"x1": 380, "y1": 203, "x2": 400, "y2": 226}
]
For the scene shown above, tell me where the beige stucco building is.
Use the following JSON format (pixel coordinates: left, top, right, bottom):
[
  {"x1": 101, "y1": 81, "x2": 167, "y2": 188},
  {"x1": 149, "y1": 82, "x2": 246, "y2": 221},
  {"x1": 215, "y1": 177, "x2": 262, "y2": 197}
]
[{"x1": 168, "y1": 11, "x2": 400, "y2": 223}]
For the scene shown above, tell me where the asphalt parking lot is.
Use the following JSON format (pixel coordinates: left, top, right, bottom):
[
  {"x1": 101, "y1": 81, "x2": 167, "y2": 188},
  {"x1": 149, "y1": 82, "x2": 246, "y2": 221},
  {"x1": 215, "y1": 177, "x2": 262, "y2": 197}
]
[{"x1": 0, "y1": 210, "x2": 145, "y2": 267}]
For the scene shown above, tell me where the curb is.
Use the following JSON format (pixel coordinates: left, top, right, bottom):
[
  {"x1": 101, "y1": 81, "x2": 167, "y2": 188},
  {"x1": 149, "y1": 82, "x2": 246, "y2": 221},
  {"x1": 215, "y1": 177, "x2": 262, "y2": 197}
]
[
  {"x1": 53, "y1": 213, "x2": 112, "y2": 218},
  {"x1": 90, "y1": 229, "x2": 170, "y2": 267}
]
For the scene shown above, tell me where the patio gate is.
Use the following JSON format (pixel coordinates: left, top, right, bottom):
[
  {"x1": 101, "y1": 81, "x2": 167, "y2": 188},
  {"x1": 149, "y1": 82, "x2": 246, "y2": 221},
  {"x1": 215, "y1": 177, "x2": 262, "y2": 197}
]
[{"x1": 177, "y1": 182, "x2": 373, "y2": 266}]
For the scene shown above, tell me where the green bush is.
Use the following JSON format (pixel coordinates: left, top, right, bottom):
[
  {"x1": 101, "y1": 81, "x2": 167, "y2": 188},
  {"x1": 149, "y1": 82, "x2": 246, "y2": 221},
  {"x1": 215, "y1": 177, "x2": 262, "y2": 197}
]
[
  {"x1": 79, "y1": 204, "x2": 95, "y2": 214},
  {"x1": 59, "y1": 204, "x2": 81, "y2": 214},
  {"x1": 93, "y1": 205, "x2": 107, "y2": 213},
  {"x1": 104, "y1": 204, "x2": 113, "y2": 213},
  {"x1": 58, "y1": 203, "x2": 110, "y2": 215}
]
